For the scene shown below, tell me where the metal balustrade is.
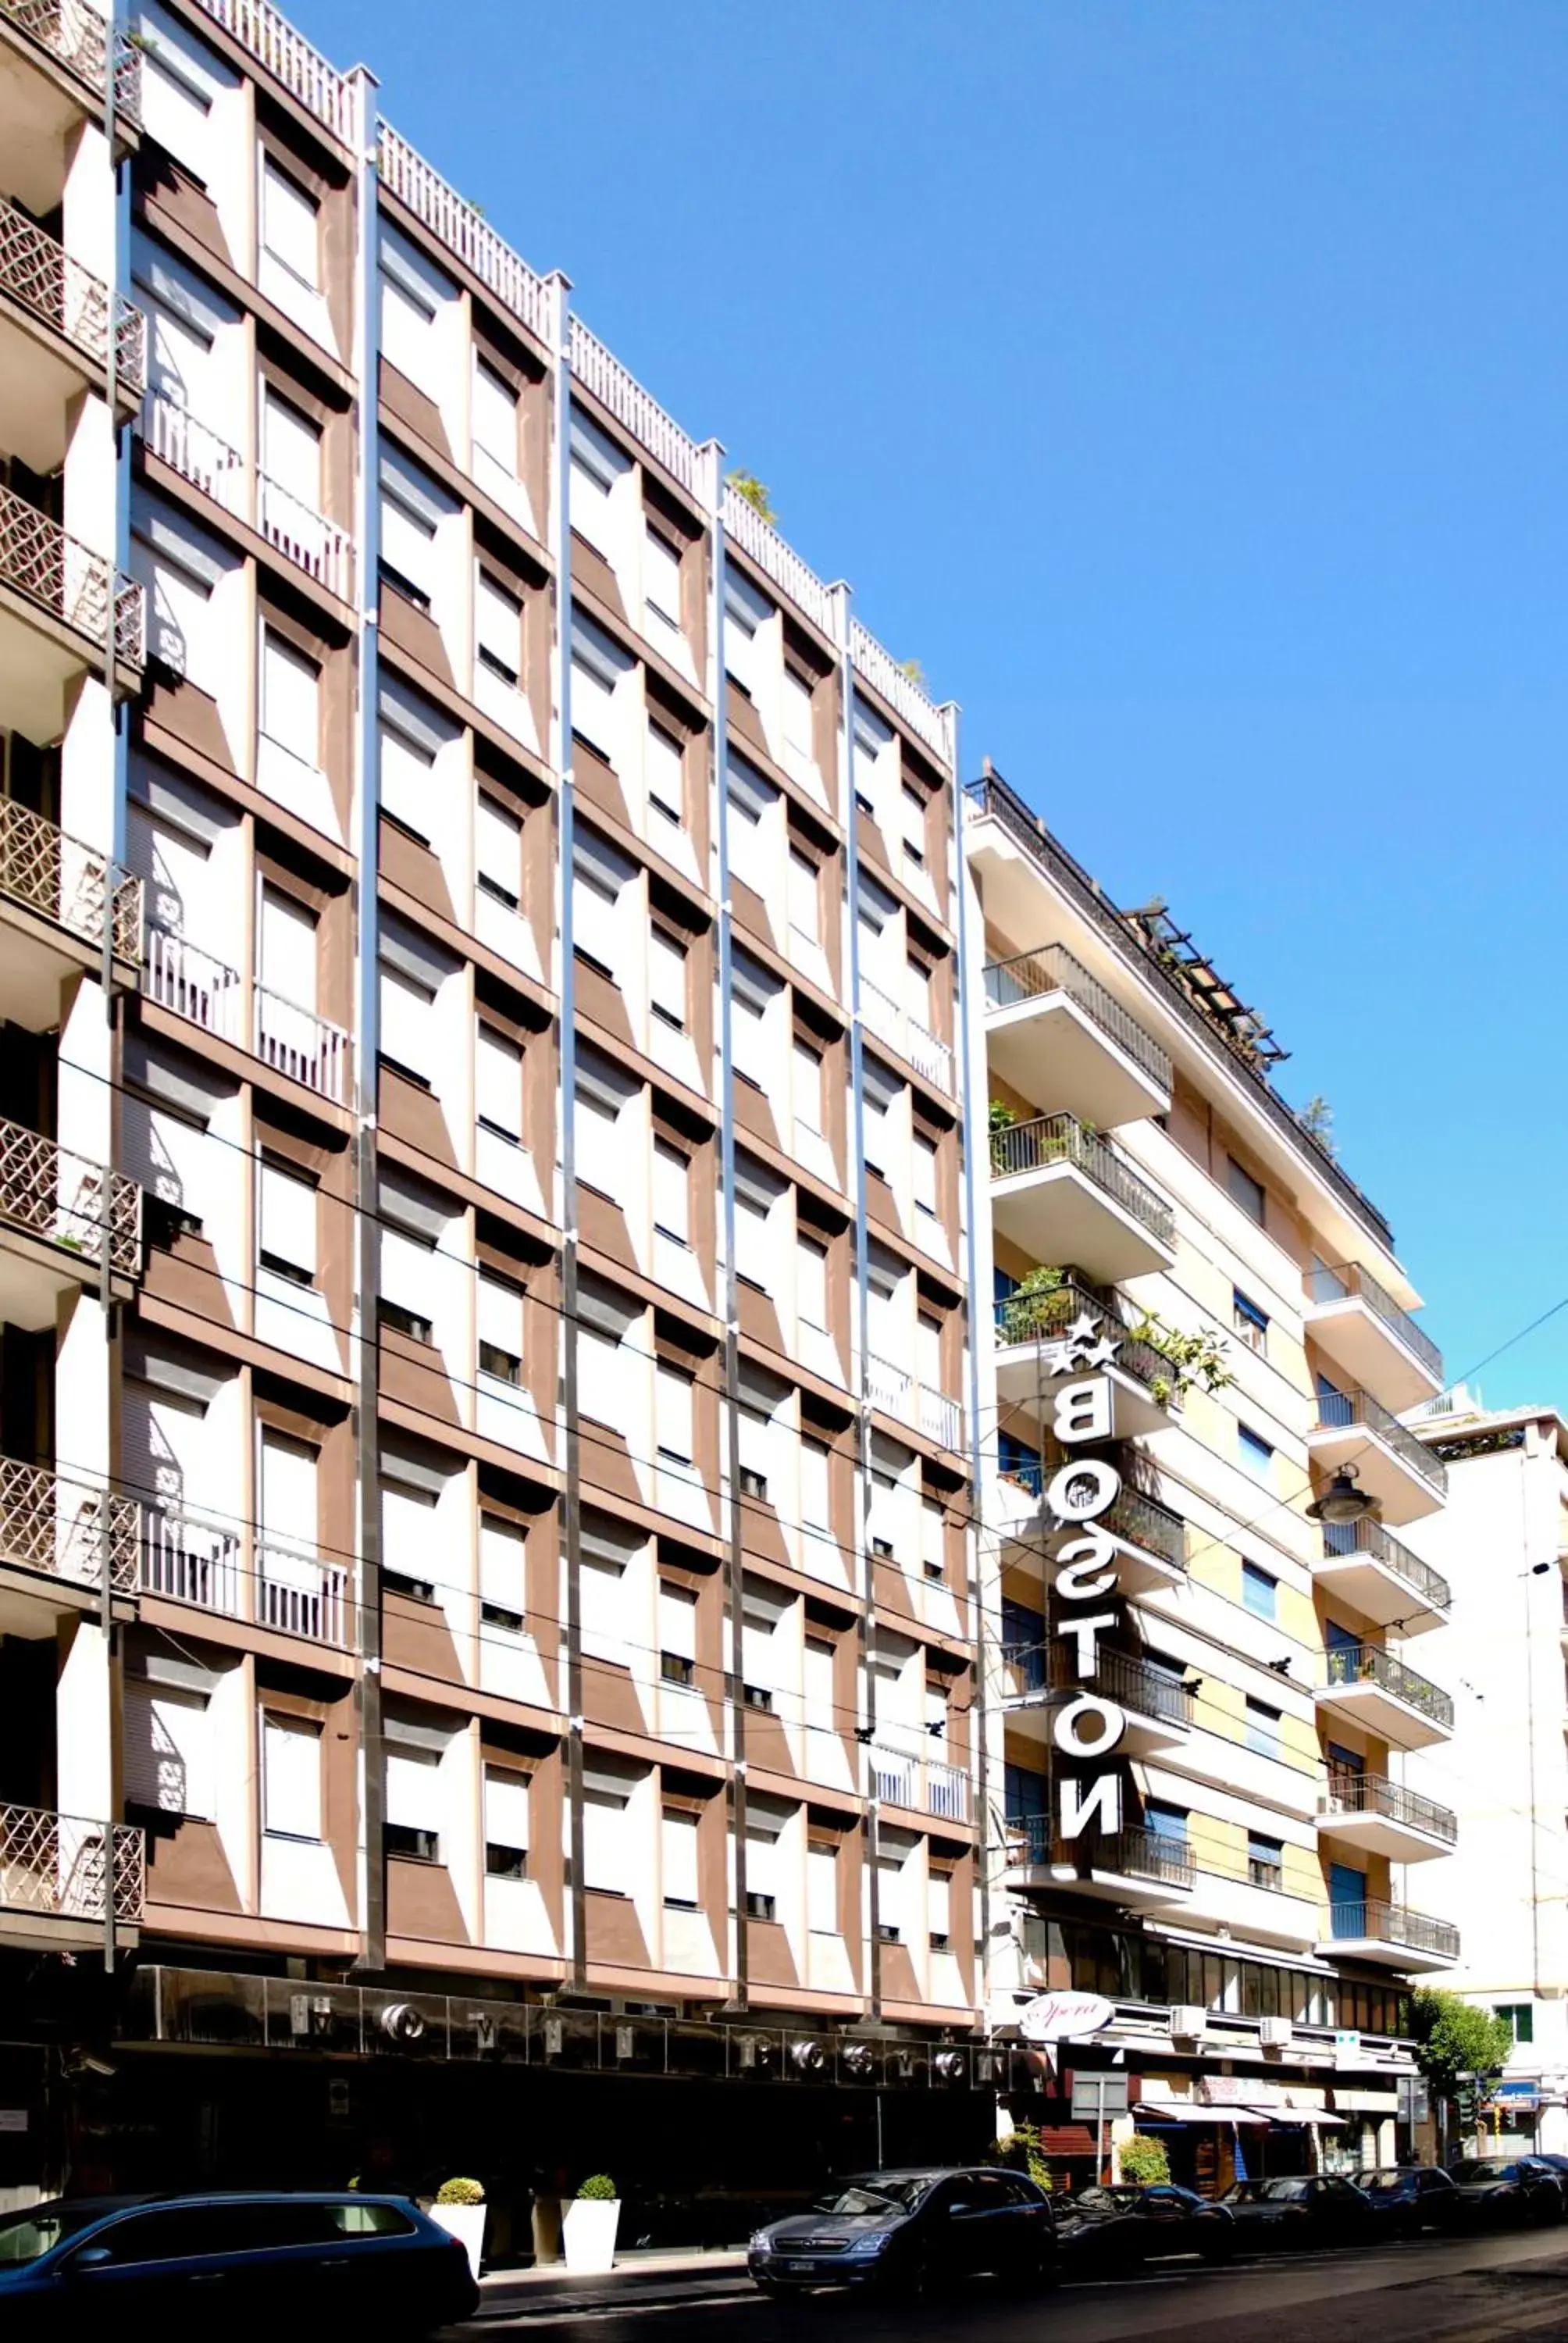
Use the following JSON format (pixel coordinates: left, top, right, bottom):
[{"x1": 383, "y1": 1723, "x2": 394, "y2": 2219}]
[
  {"x1": 859, "y1": 973, "x2": 953, "y2": 1093},
  {"x1": 0, "y1": 194, "x2": 145, "y2": 397},
  {"x1": 998, "y1": 1451, "x2": 1188, "y2": 1571},
  {"x1": 990, "y1": 1111, "x2": 1177, "y2": 1252},
  {"x1": 257, "y1": 1537, "x2": 347, "y2": 1646},
  {"x1": 1048, "y1": 1642, "x2": 1195, "y2": 1728},
  {"x1": 1320, "y1": 1514, "x2": 1450, "y2": 1614},
  {"x1": 0, "y1": 480, "x2": 142, "y2": 668},
  {"x1": 868, "y1": 1744, "x2": 969, "y2": 1824},
  {"x1": 866, "y1": 1352, "x2": 963, "y2": 1452},
  {"x1": 140, "y1": 1503, "x2": 242, "y2": 1615},
  {"x1": 186, "y1": 0, "x2": 351, "y2": 138},
  {"x1": 0, "y1": 0, "x2": 141, "y2": 120},
  {"x1": 146, "y1": 928, "x2": 351, "y2": 1104},
  {"x1": 141, "y1": 390, "x2": 350, "y2": 599},
  {"x1": 984, "y1": 941, "x2": 1171, "y2": 1093},
  {"x1": 1310, "y1": 1259, "x2": 1443, "y2": 1382},
  {"x1": 1322, "y1": 1642, "x2": 1453, "y2": 1731},
  {"x1": 144, "y1": 927, "x2": 242, "y2": 1042},
  {"x1": 0, "y1": 1456, "x2": 139, "y2": 1591},
  {"x1": 257, "y1": 471, "x2": 352, "y2": 599},
  {"x1": 0, "y1": 1111, "x2": 139, "y2": 1275},
  {"x1": 1324, "y1": 1898, "x2": 1458, "y2": 1961},
  {"x1": 0, "y1": 796, "x2": 141, "y2": 962},
  {"x1": 1313, "y1": 1386, "x2": 1448, "y2": 1496},
  {"x1": 992, "y1": 1275, "x2": 1171, "y2": 1396},
  {"x1": 0, "y1": 1799, "x2": 143, "y2": 1924},
  {"x1": 1319, "y1": 1771, "x2": 1457, "y2": 1846},
  {"x1": 255, "y1": 984, "x2": 350, "y2": 1103},
  {"x1": 1007, "y1": 1814, "x2": 1196, "y2": 1889}
]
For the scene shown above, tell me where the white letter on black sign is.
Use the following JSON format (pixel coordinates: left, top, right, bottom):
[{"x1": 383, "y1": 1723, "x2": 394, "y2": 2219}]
[
  {"x1": 1054, "y1": 1530, "x2": 1118, "y2": 1603},
  {"x1": 1053, "y1": 1377, "x2": 1113, "y2": 1446},
  {"x1": 1053, "y1": 1695, "x2": 1126, "y2": 1760},
  {"x1": 1058, "y1": 1774, "x2": 1123, "y2": 1838},
  {"x1": 1058, "y1": 1612, "x2": 1116, "y2": 1678}
]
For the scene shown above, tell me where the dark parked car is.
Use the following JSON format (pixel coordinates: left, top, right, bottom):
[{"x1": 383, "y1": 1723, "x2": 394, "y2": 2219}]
[
  {"x1": 1056, "y1": 2183, "x2": 1235, "y2": 2266},
  {"x1": 0, "y1": 2191, "x2": 479, "y2": 2337},
  {"x1": 1521, "y1": 2152, "x2": 1568, "y2": 2211},
  {"x1": 1220, "y1": 2174, "x2": 1377, "y2": 2249},
  {"x1": 748, "y1": 2167, "x2": 1057, "y2": 2297},
  {"x1": 1447, "y1": 2158, "x2": 1565, "y2": 2227},
  {"x1": 1352, "y1": 2166, "x2": 1463, "y2": 2236}
]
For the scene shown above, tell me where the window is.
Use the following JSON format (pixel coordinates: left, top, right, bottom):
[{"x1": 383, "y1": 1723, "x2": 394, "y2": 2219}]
[
  {"x1": 379, "y1": 964, "x2": 435, "y2": 1085},
  {"x1": 793, "y1": 1040, "x2": 823, "y2": 1140},
  {"x1": 479, "y1": 1511, "x2": 527, "y2": 1628},
  {"x1": 574, "y1": 1049, "x2": 633, "y2": 1201},
  {"x1": 1238, "y1": 1423, "x2": 1274, "y2": 1482},
  {"x1": 1496, "y1": 2003, "x2": 1534, "y2": 2045},
  {"x1": 582, "y1": 1768, "x2": 636, "y2": 1891},
  {"x1": 258, "y1": 884, "x2": 316, "y2": 1011},
  {"x1": 900, "y1": 780, "x2": 928, "y2": 873},
  {"x1": 807, "y1": 1837, "x2": 838, "y2": 1934},
  {"x1": 796, "y1": 1234, "x2": 828, "y2": 1332},
  {"x1": 384, "y1": 1744, "x2": 441, "y2": 1863},
  {"x1": 913, "y1": 1132, "x2": 939, "y2": 1221},
  {"x1": 262, "y1": 1714, "x2": 322, "y2": 1840},
  {"x1": 1233, "y1": 1289, "x2": 1269, "y2": 1351},
  {"x1": 380, "y1": 229, "x2": 440, "y2": 383},
  {"x1": 472, "y1": 358, "x2": 519, "y2": 483},
  {"x1": 258, "y1": 1157, "x2": 315, "y2": 1284},
  {"x1": 643, "y1": 527, "x2": 682, "y2": 638},
  {"x1": 726, "y1": 758, "x2": 776, "y2": 893},
  {"x1": 124, "y1": 1681, "x2": 213, "y2": 1817},
  {"x1": 1247, "y1": 1830, "x2": 1285, "y2": 1890},
  {"x1": 782, "y1": 669, "x2": 815, "y2": 777},
  {"x1": 476, "y1": 793, "x2": 523, "y2": 911},
  {"x1": 484, "y1": 1766, "x2": 529, "y2": 1879},
  {"x1": 380, "y1": 1475, "x2": 437, "y2": 1599},
  {"x1": 476, "y1": 569, "x2": 523, "y2": 688},
  {"x1": 658, "y1": 1578, "x2": 697, "y2": 1688},
  {"x1": 646, "y1": 721, "x2": 684, "y2": 829},
  {"x1": 262, "y1": 391, "x2": 321, "y2": 512},
  {"x1": 744, "y1": 1806, "x2": 782, "y2": 1919},
  {"x1": 259, "y1": 630, "x2": 320, "y2": 768},
  {"x1": 260, "y1": 157, "x2": 319, "y2": 287},
  {"x1": 788, "y1": 848, "x2": 819, "y2": 949},
  {"x1": 572, "y1": 826, "x2": 631, "y2": 979},
  {"x1": 652, "y1": 1139, "x2": 690, "y2": 1246},
  {"x1": 1145, "y1": 1799, "x2": 1189, "y2": 1843},
  {"x1": 662, "y1": 1806, "x2": 700, "y2": 1909},
  {"x1": 655, "y1": 1361, "x2": 695, "y2": 1471},
  {"x1": 476, "y1": 1024, "x2": 523, "y2": 1145},
  {"x1": 800, "y1": 1439, "x2": 832, "y2": 1540},
  {"x1": 1242, "y1": 1560, "x2": 1278, "y2": 1621},
  {"x1": 477, "y1": 1272, "x2": 524, "y2": 1387},
  {"x1": 928, "y1": 1866, "x2": 953, "y2": 1952},
  {"x1": 380, "y1": 1228, "x2": 436, "y2": 1345},
  {"x1": 649, "y1": 928, "x2": 687, "y2": 1032},
  {"x1": 1245, "y1": 1696, "x2": 1281, "y2": 1759},
  {"x1": 724, "y1": 567, "x2": 771, "y2": 696},
  {"x1": 1227, "y1": 1155, "x2": 1267, "y2": 1226},
  {"x1": 379, "y1": 716, "x2": 436, "y2": 843},
  {"x1": 569, "y1": 410, "x2": 629, "y2": 558}
]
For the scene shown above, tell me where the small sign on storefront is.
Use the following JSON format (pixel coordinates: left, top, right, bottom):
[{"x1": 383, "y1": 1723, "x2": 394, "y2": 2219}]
[{"x1": 0, "y1": 2111, "x2": 27, "y2": 2133}]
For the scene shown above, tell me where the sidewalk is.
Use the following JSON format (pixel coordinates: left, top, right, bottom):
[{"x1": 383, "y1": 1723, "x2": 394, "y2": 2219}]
[{"x1": 473, "y1": 2247, "x2": 750, "y2": 2319}]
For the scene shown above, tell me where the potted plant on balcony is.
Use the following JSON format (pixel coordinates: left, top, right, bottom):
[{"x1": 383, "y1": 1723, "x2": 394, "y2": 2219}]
[
  {"x1": 431, "y1": 2177, "x2": 486, "y2": 2276},
  {"x1": 1127, "y1": 1312, "x2": 1235, "y2": 1408},
  {"x1": 563, "y1": 2174, "x2": 620, "y2": 2273}
]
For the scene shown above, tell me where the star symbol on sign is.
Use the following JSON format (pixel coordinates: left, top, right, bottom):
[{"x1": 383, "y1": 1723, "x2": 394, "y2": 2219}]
[
  {"x1": 1037, "y1": 1341, "x2": 1078, "y2": 1378},
  {"x1": 1065, "y1": 1313, "x2": 1102, "y2": 1350},
  {"x1": 1082, "y1": 1336, "x2": 1122, "y2": 1371}
]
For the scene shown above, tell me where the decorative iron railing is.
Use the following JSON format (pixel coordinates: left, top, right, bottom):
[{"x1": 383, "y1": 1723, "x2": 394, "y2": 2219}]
[
  {"x1": 0, "y1": 480, "x2": 142, "y2": 668},
  {"x1": 992, "y1": 1274, "x2": 1171, "y2": 1398},
  {"x1": 0, "y1": 796, "x2": 141, "y2": 961},
  {"x1": 0, "y1": 1799, "x2": 143, "y2": 1924},
  {"x1": 1007, "y1": 1813, "x2": 1196, "y2": 1889},
  {"x1": 0, "y1": 0, "x2": 142, "y2": 122},
  {"x1": 984, "y1": 940, "x2": 1171, "y2": 1093},
  {"x1": 990, "y1": 1111, "x2": 1177, "y2": 1252},
  {"x1": 0, "y1": 1111, "x2": 139, "y2": 1275},
  {"x1": 0, "y1": 194, "x2": 145, "y2": 397},
  {"x1": 0, "y1": 1456, "x2": 139, "y2": 1591}
]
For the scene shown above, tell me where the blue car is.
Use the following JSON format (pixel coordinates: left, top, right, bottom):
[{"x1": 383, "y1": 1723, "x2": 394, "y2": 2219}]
[{"x1": 0, "y1": 2190, "x2": 479, "y2": 2337}]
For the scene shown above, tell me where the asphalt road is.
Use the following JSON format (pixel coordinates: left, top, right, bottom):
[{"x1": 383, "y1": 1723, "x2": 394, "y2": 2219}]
[{"x1": 459, "y1": 2225, "x2": 1568, "y2": 2343}]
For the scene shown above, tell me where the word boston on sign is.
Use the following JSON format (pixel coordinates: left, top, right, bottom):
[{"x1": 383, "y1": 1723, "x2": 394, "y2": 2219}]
[{"x1": 1042, "y1": 1315, "x2": 1133, "y2": 1842}]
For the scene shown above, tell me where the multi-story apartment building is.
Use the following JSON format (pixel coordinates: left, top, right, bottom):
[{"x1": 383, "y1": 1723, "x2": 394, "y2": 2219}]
[
  {"x1": 0, "y1": 0, "x2": 992, "y2": 2214},
  {"x1": 1404, "y1": 1397, "x2": 1568, "y2": 2155},
  {"x1": 964, "y1": 768, "x2": 1454, "y2": 2187}
]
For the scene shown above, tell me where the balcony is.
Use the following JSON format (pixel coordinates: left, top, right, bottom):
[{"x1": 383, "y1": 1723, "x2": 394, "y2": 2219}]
[
  {"x1": 1006, "y1": 1813, "x2": 1195, "y2": 1906},
  {"x1": 1315, "y1": 1897, "x2": 1459, "y2": 1974},
  {"x1": 868, "y1": 1743, "x2": 970, "y2": 1826},
  {"x1": 0, "y1": 196, "x2": 144, "y2": 469},
  {"x1": 145, "y1": 928, "x2": 351, "y2": 1105},
  {"x1": 0, "y1": 797, "x2": 141, "y2": 1025},
  {"x1": 0, "y1": 1455, "x2": 139, "y2": 1633},
  {"x1": 1316, "y1": 1642, "x2": 1453, "y2": 1751},
  {"x1": 1006, "y1": 1642, "x2": 1194, "y2": 1755},
  {"x1": 992, "y1": 1275, "x2": 1176, "y2": 1439},
  {"x1": 1307, "y1": 1386, "x2": 1448, "y2": 1527},
  {"x1": 0, "y1": 0, "x2": 141, "y2": 213},
  {"x1": 0, "y1": 1799, "x2": 142, "y2": 1951},
  {"x1": 984, "y1": 944, "x2": 1171, "y2": 1129},
  {"x1": 256, "y1": 1535, "x2": 347, "y2": 1647},
  {"x1": 140, "y1": 390, "x2": 354, "y2": 601},
  {"x1": 866, "y1": 1352, "x2": 963, "y2": 1453},
  {"x1": 0, "y1": 482, "x2": 142, "y2": 734},
  {"x1": 860, "y1": 973, "x2": 953, "y2": 1095},
  {"x1": 1306, "y1": 1261, "x2": 1443, "y2": 1413},
  {"x1": 141, "y1": 1505, "x2": 346, "y2": 1649},
  {"x1": 990, "y1": 1111, "x2": 1176, "y2": 1285},
  {"x1": 996, "y1": 1453, "x2": 1188, "y2": 1598},
  {"x1": 0, "y1": 1113, "x2": 140, "y2": 1321},
  {"x1": 1317, "y1": 1771, "x2": 1457, "y2": 1864},
  {"x1": 1313, "y1": 1516, "x2": 1449, "y2": 1637}
]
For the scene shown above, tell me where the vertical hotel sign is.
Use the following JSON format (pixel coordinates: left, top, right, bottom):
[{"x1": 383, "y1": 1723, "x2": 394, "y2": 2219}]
[{"x1": 1036, "y1": 1314, "x2": 1132, "y2": 1842}]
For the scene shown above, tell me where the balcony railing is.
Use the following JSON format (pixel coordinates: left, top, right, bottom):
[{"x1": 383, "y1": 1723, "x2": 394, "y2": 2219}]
[
  {"x1": 140, "y1": 390, "x2": 351, "y2": 601},
  {"x1": 0, "y1": 480, "x2": 142, "y2": 668},
  {"x1": 0, "y1": 796, "x2": 141, "y2": 962},
  {"x1": 1313, "y1": 1387, "x2": 1448, "y2": 1496},
  {"x1": 146, "y1": 928, "x2": 350, "y2": 1104},
  {"x1": 868, "y1": 1743, "x2": 970, "y2": 1824},
  {"x1": 0, "y1": 194, "x2": 145, "y2": 398},
  {"x1": 860, "y1": 973, "x2": 953, "y2": 1093},
  {"x1": 849, "y1": 617, "x2": 949, "y2": 761},
  {"x1": 0, "y1": 1112, "x2": 139, "y2": 1276},
  {"x1": 984, "y1": 943, "x2": 1171, "y2": 1093},
  {"x1": 1324, "y1": 1898, "x2": 1459, "y2": 1962},
  {"x1": 1320, "y1": 1514, "x2": 1451, "y2": 1615},
  {"x1": 999, "y1": 1452, "x2": 1188, "y2": 1573},
  {"x1": 140, "y1": 1503, "x2": 242, "y2": 1616},
  {"x1": 1310, "y1": 1259, "x2": 1443, "y2": 1383},
  {"x1": 1052, "y1": 1642, "x2": 1196, "y2": 1730},
  {"x1": 0, "y1": 1801, "x2": 142, "y2": 1925},
  {"x1": 257, "y1": 1536, "x2": 347, "y2": 1646},
  {"x1": 186, "y1": 0, "x2": 352, "y2": 141},
  {"x1": 570, "y1": 314, "x2": 701, "y2": 495},
  {"x1": 867, "y1": 1352, "x2": 964, "y2": 1452},
  {"x1": 0, "y1": 1456, "x2": 139, "y2": 1592},
  {"x1": 990, "y1": 1111, "x2": 1176, "y2": 1252},
  {"x1": 0, "y1": 0, "x2": 141, "y2": 121},
  {"x1": 1322, "y1": 1642, "x2": 1453, "y2": 1732},
  {"x1": 378, "y1": 122, "x2": 547, "y2": 337},
  {"x1": 722, "y1": 482, "x2": 834, "y2": 636},
  {"x1": 993, "y1": 1275, "x2": 1171, "y2": 1396},
  {"x1": 1319, "y1": 1771, "x2": 1457, "y2": 1846},
  {"x1": 1007, "y1": 1813, "x2": 1196, "y2": 1889}
]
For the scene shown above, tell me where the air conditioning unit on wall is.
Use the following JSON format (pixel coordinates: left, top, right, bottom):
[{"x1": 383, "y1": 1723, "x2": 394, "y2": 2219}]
[
  {"x1": 1170, "y1": 2006, "x2": 1207, "y2": 2040},
  {"x1": 1260, "y1": 2016, "x2": 1293, "y2": 2048}
]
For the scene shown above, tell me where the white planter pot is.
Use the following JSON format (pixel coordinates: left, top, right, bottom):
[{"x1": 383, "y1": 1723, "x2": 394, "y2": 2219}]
[
  {"x1": 562, "y1": 2196, "x2": 620, "y2": 2274},
  {"x1": 430, "y1": 2201, "x2": 486, "y2": 2277}
]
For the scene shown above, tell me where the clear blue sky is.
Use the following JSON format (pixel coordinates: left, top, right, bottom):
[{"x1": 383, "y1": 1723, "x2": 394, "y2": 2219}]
[{"x1": 308, "y1": 0, "x2": 1568, "y2": 1409}]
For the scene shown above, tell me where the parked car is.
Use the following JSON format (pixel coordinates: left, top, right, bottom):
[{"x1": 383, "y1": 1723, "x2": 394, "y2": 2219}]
[
  {"x1": 1219, "y1": 2174, "x2": 1377, "y2": 2249},
  {"x1": 0, "y1": 2191, "x2": 479, "y2": 2337},
  {"x1": 747, "y1": 2167, "x2": 1057, "y2": 2297},
  {"x1": 1447, "y1": 2158, "x2": 1565, "y2": 2227},
  {"x1": 1055, "y1": 2183, "x2": 1235, "y2": 2266},
  {"x1": 1352, "y1": 2166, "x2": 1464, "y2": 2237},
  {"x1": 1521, "y1": 2152, "x2": 1568, "y2": 2211}
]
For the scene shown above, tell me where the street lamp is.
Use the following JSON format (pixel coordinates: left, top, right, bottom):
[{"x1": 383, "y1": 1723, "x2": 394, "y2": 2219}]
[{"x1": 1306, "y1": 1465, "x2": 1378, "y2": 1527}]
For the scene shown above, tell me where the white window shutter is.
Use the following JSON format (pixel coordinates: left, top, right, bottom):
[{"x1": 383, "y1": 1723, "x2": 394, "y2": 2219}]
[
  {"x1": 385, "y1": 1748, "x2": 441, "y2": 1831},
  {"x1": 258, "y1": 885, "x2": 318, "y2": 1012},
  {"x1": 263, "y1": 1713, "x2": 322, "y2": 1838},
  {"x1": 258, "y1": 1161, "x2": 316, "y2": 1278},
  {"x1": 661, "y1": 1807, "x2": 700, "y2": 1906},
  {"x1": 484, "y1": 1765, "x2": 530, "y2": 1852},
  {"x1": 260, "y1": 632, "x2": 320, "y2": 766},
  {"x1": 652, "y1": 1140, "x2": 689, "y2": 1243},
  {"x1": 476, "y1": 1025, "x2": 522, "y2": 1140},
  {"x1": 479, "y1": 1514, "x2": 526, "y2": 1612}
]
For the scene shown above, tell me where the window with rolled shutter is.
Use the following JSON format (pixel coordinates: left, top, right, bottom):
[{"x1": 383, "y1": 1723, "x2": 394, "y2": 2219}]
[
  {"x1": 479, "y1": 1514, "x2": 526, "y2": 1624},
  {"x1": 646, "y1": 722, "x2": 683, "y2": 827},
  {"x1": 581, "y1": 1766, "x2": 638, "y2": 1890},
  {"x1": 796, "y1": 1236, "x2": 828, "y2": 1331},
  {"x1": 262, "y1": 1713, "x2": 322, "y2": 1839},
  {"x1": 657, "y1": 1580, "x2": 697, "y2": 1678},
  {"x1": 782, "y1": 672, "x2": 815, "y2": 778},
  {"x1": 380, "y1": 1228, "x2": 436, "y2": 1339},
  {"x1": 472, "y1": 359, "x2": 519, "y2": 481},
  {"x1": 792, "y1": 1042, "x2": 823, "y2": 1139},
  {"x1": 652, "y1": 1140, "x2": 689, "y2": 1244},
  {"x1": 380, "y1": 722, "x2": 435, "y2": 840},
  {"x1": 124, "y1": 1683, "x2": 214, "y2": 1818},
  {"x1": 259, "y1": 1428, "x2": 317, "y2": 1550},
  {"x1": 261, "y1": 159, "x2": 319, "y2": 287},
  {"x1": 380, "y1": 1480, "x2": 437, "y2": 1596},
  {"x1": 807, "y1": 1838, "x2": 839, "y2": 1934},
  {"x1": 476, "y1": 793, "x2": 522, "y2": 910},
  {"x1": 484, "y1": 1765, "x2": 529, "y2": 1876},
  {"x1": 260, "y1": 632, "x2": 320, "y2": 768},
  {"x1": 476, "y1": 570, "x2": 522, "y2": 689},
  {"x1": 662, "y1": 1808, "x2": 700, "y2": 1908},
  {"x1": 649, "y1": 929, "x2": 687, "y2": 1032},
  {"x1": 258, "y1": 1161, "x2": 316, "y2": 1282},
  {"x1": 258, "y1": 886, "x2": 317, "y2": 1012},
  {"x1": 385, "y1": 1746, "x2": 442, "y2": 1859},
  {"x1": 476, "y1": 1025, "x2": 522, "y2": 1142},
  {"x1": 643, "y1": 529, "x2": 682, "y2": 634},
  {"x1": 379, "y1": 964, "x2": 435, "y2": 1081},
  {"x1": 928, "y1": 1867, "x2": 953, "y2": 1948},
  {"x1": 477, "y1": 1275, "x2": 525, "y2": 1386}
]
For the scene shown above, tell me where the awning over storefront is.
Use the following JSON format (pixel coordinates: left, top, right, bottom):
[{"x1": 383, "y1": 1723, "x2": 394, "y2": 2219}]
[{"x1": 1135, "y1": 2102, "x2": 1270, "y2": 2127}]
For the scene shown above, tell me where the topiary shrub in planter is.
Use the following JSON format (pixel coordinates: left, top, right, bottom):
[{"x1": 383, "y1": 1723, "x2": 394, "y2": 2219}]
[
  {"x1": 565, "y1": 2174, "x2": 620, "y2": 2273},
  {"x1": 430, "y1": 2177, "x2": 486, "y2": 2275},
  {"x1": 1117, "y1": 2133, "x2": 1171, "y2": 2186}
]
